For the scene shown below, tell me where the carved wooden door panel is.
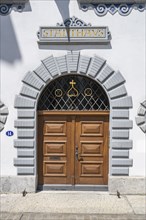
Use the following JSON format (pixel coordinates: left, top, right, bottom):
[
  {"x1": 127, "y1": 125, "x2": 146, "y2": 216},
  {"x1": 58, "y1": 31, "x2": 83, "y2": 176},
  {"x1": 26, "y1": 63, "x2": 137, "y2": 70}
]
[
  {"x1": 38, "y1": 115, "x2": 74, "y2": 185},
  {"x1": 38, "y1": 113, "x2": 109, "y2": 185},
  {"x1": 75, "y1": 115, "x2": 109, "y2": 185}
]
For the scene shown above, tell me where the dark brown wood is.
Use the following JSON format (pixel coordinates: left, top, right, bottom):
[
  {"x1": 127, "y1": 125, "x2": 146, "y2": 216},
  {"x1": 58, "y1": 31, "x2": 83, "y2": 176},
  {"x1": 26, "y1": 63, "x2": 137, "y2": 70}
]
[
  {"x1": 38, "y1": 111, "x2": 109, "y2": 116},
  {"x1": 38, "y1": 111, "x2": 109, "y2": 185}
]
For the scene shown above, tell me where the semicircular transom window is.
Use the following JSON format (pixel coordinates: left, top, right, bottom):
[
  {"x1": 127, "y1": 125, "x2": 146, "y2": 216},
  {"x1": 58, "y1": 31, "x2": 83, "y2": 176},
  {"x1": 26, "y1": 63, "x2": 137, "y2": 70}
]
[{"x1": 37, "y1": 75, "x2": 110, "y2": 111}]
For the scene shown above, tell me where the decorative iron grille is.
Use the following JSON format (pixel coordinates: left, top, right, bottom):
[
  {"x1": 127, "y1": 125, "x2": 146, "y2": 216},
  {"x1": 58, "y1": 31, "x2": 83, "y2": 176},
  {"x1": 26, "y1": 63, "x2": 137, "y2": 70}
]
[{"x1": 37, "y1": 75, "x2": 109, "y2": 111}]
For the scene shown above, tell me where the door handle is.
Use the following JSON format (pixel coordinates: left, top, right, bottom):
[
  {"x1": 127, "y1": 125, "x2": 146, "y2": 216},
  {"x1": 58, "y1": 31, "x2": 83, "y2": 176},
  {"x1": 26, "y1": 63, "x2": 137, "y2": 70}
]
[
  {"x1": 75, "y1": 146, "x2": 83, "y2": 161},
  {"x1": 75, "y1": 146, "x2": 78, "y2": 161}
]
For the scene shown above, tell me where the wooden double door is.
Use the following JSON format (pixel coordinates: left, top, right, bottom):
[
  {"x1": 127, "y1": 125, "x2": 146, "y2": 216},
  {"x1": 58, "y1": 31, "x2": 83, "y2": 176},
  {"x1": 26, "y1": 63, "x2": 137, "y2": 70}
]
[{"x1": 38, "y1": 112, "x2": 109, "y2": 185}]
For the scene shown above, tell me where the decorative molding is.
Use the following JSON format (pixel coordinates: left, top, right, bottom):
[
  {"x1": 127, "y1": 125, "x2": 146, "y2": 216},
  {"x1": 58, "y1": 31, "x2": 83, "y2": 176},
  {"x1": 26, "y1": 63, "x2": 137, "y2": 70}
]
[
  {"x1": 37, "y1": 16, "x2": 111, "y2": 45},
  {"x1": 80, "y1": 3, "x2": 145, "y2": 16},
  {"x1": 78, "y1": 0, "x2": 146, "y2": 3},
  {"x1": 0, "y1": 0, "x2": 28, "y2": 2},
  {"x1": 56, "y1": 16, "x2": 91, "y2": 27},
  {"x1": 0, "y1": 101, "x2": 9, "y2": 132},
  {"x1": 14, "y1": 51, "x2": 133, "y2": 176},
  {"x1": 0, "y1": 0, "x2": 28, "y2": 15},
  {"x1": 135, "y1": 100, "x2": 146, "y2": 133}
]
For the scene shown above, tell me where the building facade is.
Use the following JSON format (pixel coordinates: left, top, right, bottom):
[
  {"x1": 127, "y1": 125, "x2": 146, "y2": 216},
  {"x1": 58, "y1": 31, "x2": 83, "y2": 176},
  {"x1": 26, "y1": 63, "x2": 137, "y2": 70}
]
[{"x1": 0, "y1": 0, "x2": 146, "y2": 193}]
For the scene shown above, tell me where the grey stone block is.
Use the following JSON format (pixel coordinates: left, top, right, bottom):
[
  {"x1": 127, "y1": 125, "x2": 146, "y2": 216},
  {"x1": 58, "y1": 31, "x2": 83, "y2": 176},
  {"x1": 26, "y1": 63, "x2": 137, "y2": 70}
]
[
  {"x1": 0, "y1": 101, "x2": 9, "y2": 132},
  {"x1": 111, "y1": 96, "x2": 133, "y2": 109},
  {"x1": 78, "y1": 55, "x2": 91, "y2": 74},
  {"x1": 137, "y1": 106, "x2": 146, "y2": 116},
  {"x1": 14, "y1": 140, "x2": 34, "y2": 148},
  {"x1": 17, "y1": 167, "x2": 35, "y2": 175},
  {"x1": 14, "y1": 120, "x2": 35, "y2": 128},
  {"x1": 18, "y1": 110, "x2": 35, "y2": 118},
  {"x1": 111, "y1": 140, "x2": 133, "y2": 149},
  {"x1": 42, "y1": 56, "x2": 60, "y2": 77},
  {"x1": 20, "y1": 85, "x2": 38, "y2": 99},
  {"x1": 0, "y1": 122, "x2": 4, "y2": 131},
  {"x1": 87, "y1": 55, "x2": 105, "y2": 77},
  {"x1": 34, "y1": 63, "x2": 51, "y2": 82},
  {"x1": 0, "y1": 106, "x2": 9, "y2": 115},
  {"x1": 0, "y1": 176, "x2": 36, "y2": 193},
  {"x1": 56, "y1": 56, "x2": 68, "y2": 73},
  {"x1": 67, "y1": 51, "x2": 80, "y2": 72},
  {"x1": 23, "y1": 71, "x2": 44, "y2": 90},
  {"x1": 109, "y1": 176, "x2": 146, "y2": 194},
  {"x1": 97, "y1": 64, "x2": 114, "y2": 83},
  {"x1": 112, "y1": 150, "x2": 129, "y2": 158},
  {"x1": 112, "y1": 120, "x2": 133, "y2": 129},
  {"x1": 112, "y1": 110, "x2": 129, "y2": 119},
  {"x1": 141, "y1": 100, "x2": 146, "y2": 108},
  {"x1": 135, "y1": 116, "x2": 145, "y2": 125},
  {"x1": 17, "y1": 129, "x2": 35, "y2": 138},
  {"x1": 112, "y1": 130, "x2": 129, "y2": 139},
  {"x1": 109, "y1": 85, "x2": 127, "y2": 99},
  {"x1": 111, "y1": 167, "x2": 129, "y2": 175},
  {"x1": 103, "y1": 71, "x2": 125, "y2": 91},
  {"x1": 112, "y1": 159, "x2": 133, "y2": 166},
  {"x1": 14, "y1": 158, "x2": 34, "y2": 166},
  {"x1": 140, "y1": 123, "x2": 146, "y2": 133},
  {"x1": 0, "y1": 115, "x2": 7, "y2": 124},
  {"x1": 14, "y1": 95, "x2": 35, "y2": 108},
  {"x1": 17, "y1": 149, "x2": 34, "y2": 157}
]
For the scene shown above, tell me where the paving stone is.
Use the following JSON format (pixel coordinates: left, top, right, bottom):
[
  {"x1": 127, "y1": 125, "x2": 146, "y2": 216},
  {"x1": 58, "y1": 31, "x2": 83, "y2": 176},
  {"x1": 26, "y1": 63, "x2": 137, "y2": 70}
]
[
  {"x1": 0, "y1": 193, "x2": 145, "y2": 219},
  {"x1": 126, "y1": 195, "x2": 146, "y2": 215},
  {"x1": 0, "y1": 212, "x2": 22, "y2": 220},
  {"x1": 3, "y1": 213, "x2": 144, "y2": 220}
]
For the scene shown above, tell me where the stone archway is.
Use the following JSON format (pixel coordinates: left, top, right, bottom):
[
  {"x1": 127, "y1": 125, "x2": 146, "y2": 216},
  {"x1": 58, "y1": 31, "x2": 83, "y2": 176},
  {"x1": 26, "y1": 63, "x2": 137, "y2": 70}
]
[{"x1": 14, "y1": 51, "x2": 133, "y2": 186}]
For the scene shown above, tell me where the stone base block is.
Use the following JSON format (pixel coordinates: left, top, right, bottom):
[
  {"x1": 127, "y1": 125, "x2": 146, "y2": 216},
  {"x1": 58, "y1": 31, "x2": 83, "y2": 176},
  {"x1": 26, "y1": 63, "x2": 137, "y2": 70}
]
[
  {"x1": 109, "y1": 176, "x2": 146, "y2": 195},
  {"x1": 1, "y1": 175, "x2": 146, "y2": 194},
  {"x1": 0, "y1": 176, "x2": 37, "y2": 193}
]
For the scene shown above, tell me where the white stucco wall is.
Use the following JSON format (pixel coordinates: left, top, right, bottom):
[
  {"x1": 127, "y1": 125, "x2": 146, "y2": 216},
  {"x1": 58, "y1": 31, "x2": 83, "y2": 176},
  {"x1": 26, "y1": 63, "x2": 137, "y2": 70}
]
[{"x1": 1, "y1": 0, "x2": 145, "y2": 176}]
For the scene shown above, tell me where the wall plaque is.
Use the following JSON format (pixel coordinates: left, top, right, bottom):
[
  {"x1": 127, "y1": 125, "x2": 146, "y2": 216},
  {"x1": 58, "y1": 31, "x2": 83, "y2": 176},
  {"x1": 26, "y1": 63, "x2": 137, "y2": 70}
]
[{"x1": 37, "y1": 17, "x2": 111, "y2": 44}]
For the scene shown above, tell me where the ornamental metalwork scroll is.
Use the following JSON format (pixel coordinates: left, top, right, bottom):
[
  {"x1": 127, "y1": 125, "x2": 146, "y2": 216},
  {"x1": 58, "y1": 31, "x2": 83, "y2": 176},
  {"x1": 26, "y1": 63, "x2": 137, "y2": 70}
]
[{"x1": 38, "y1": 75, "x2": 109, "y2": 111}]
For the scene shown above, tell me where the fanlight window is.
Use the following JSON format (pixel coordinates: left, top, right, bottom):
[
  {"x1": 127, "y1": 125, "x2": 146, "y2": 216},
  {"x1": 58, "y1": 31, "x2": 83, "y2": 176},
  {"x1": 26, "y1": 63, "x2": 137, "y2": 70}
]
[{"x1": 37, "y1": 75, "x2": 109, "y2": 111}]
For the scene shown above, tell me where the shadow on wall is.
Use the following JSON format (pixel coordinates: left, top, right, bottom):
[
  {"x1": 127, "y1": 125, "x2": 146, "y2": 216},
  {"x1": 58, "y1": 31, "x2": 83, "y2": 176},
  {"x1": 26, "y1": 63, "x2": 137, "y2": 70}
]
[
  {"x1": 0, "y1": 16, "x2": 22, "y2": 63},
  {"x1": 55, "y1": 0, "x2": 70, "y2": 21},
  {"x1": 23, "y1": 1, "x2": 32, "y2": 12},
  {"x1": 40, "y1": 0, "x2": 112, "y2": 50}
]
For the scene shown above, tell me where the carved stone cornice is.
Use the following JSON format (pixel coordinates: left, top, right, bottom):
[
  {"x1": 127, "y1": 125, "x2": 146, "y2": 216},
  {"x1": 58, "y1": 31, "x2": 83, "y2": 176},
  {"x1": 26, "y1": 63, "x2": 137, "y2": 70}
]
[
  {"x1": 0, "y1": 0, "x2": 28, "y2": 3},
  {"x1": 78, "y1": 0, "x2": 146, "y2": 3},
  {"x1": 0, "y1": 0, "x2": 28, "y2": 15},
  {"x1": 79, "y1": 0, "x2": 146, "y2": 16}
]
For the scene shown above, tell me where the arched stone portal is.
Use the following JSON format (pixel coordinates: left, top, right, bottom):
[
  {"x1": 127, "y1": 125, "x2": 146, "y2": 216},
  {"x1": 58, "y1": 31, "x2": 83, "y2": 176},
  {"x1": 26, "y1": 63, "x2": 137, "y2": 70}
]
[{"x1": 14, "y1": 51, "x2": 133, "y2": 189}]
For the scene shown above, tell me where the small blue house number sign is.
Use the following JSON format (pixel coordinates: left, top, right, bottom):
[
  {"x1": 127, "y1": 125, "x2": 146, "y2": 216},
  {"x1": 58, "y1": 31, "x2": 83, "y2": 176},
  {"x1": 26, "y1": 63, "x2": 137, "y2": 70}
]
[{"x1": 6, "y1": 131, "x2": 14, "y2": 137}]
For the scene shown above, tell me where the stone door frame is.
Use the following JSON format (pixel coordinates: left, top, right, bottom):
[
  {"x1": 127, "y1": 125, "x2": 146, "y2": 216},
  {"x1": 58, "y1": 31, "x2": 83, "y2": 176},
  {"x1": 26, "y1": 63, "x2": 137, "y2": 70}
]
[{"x1": 14, "y1": 51, "x2": 133, "y2": 189}]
